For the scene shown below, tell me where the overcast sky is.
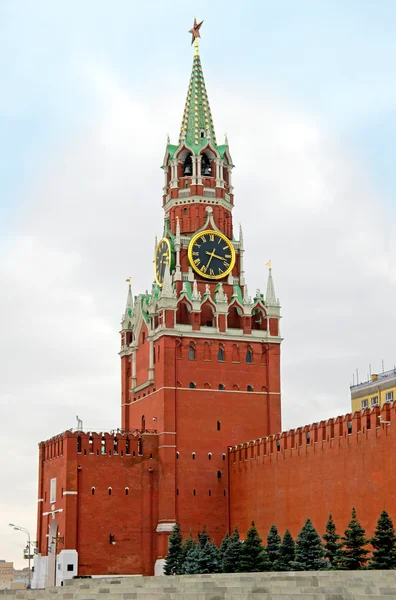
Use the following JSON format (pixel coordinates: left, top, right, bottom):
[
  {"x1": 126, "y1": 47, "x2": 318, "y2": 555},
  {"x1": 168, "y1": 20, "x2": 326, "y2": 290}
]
[{"x1": 1, "y1": 0, "x2": 396, "y2": 568}]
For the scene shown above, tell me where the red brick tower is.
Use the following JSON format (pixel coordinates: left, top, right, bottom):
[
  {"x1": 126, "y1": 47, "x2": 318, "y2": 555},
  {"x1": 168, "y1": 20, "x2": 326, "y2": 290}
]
[{"x1": 119, "y1": 33, "x2": 282, "y2": 573}]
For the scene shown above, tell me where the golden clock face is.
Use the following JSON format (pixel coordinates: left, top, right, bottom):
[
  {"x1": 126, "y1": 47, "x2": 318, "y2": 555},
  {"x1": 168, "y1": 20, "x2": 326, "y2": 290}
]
[
  {"x1": 154, "y1": 237, "x2": 172, "y2": 286},
  {"x1": 188, "y1": 229, "x2": 236, "y2": 280}
]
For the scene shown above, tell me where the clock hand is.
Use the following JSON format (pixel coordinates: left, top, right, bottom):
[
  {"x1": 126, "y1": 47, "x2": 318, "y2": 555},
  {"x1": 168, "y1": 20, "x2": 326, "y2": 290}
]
[
  {"x1": 204, "y1": 250, "x2": 216, "y2": 270},
  {"x1": 205, "y1": 250, "x2": 225, "y2": 261}
]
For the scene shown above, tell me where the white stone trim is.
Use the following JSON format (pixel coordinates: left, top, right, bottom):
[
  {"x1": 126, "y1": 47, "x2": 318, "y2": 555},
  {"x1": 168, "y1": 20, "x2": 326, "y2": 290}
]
[
  {"x1": 38, "y1": 498, "x2": 43, "y2": 502},
  {"x1": 133, "y1": 378, "x2": 155, "y2": 393},
  {"x1": 158, "y1": 445, "x2": 177, "y2": 449},
  {"x1": 154, "y1": 558, "x2": 166, "y2": 576},
  {"x1": 123, "y1": 387, "x2": 280, "y2": 405},
  {"x1": 156, "y1": 522, "x2": 177, "y2": 533},
  {"x1": 164, "y1": 195, "x2": 233, "y2": 213},
  {"x1": 42, "y1": 508, "x2": 63, "y2": 516},
  {"x1": 63, "y1": 491, "x2": 78, "y2": 495},
  {"x1": 149, "y1": 328, "x2": 282, "y2": 344}
]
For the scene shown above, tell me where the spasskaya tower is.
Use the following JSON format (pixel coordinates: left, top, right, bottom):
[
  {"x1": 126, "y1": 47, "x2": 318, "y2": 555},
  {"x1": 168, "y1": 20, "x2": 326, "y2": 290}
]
[{"x1": 119, "y1": 20, "x2": 282, "y2": 574}]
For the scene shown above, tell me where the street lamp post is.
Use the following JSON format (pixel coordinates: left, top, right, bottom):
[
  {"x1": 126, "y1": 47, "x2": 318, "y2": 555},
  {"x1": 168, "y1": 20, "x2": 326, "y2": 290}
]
[{"x1": 9, "y1": 523, "x2": 32, "y2": 588}]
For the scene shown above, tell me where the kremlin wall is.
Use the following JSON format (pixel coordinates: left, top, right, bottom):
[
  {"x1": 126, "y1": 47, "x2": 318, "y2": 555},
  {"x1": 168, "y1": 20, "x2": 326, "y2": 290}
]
[{"x1": 229, "y1": 402, "x2": 396, "y2": 545}]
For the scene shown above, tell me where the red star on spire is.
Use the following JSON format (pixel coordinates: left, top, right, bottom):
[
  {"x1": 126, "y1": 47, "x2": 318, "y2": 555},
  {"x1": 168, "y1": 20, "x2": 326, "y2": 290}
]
[{"x1": 189, "y1": 18, "x2": 204, "y2": 45}]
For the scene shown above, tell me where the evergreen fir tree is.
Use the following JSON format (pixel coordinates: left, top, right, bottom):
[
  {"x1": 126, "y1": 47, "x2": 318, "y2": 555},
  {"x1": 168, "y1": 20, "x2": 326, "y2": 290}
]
[
  {"x1": 291, "y1": 519, "x2": 327, "y2": 571},
  {"x1": 164, "y1": 522, "x2": 183, "y2": 575},
  {"x1": 369, "y1": 510, "x2": 396, "y2": 570},
  {"x1": 180, "y1": 533, "x2": 197, "y2": 574},
  {"x1": 277, "y1": 530, "x2": 295, "y2": 571},
  {"x1": 222, "y1": 526, "x2": 243, "y2": 573},
  {"x1": 182, "y1": 544, "x2": 201, "y2": 574},
  {"x1": 339, "y1": 507, "x2": 369, "y2": 570},
  {"x1": 198, "y1": 541, "x2": 221, "y2": 574},
  {"x1": 218, "y1": 531, "x2": 230, "y2": 570},
  {"x1": 198, "y1": 525, "x2": 210, "y2": 549},
  {"x1": 323, "y1": 514, "x2": 342, "y2": 569},
  {"x1": 266, "y1": 524, "x2": 281, "y2": 571},
  {"x1": 239, "y1": 521, "x2": 267, "y2": 572}
]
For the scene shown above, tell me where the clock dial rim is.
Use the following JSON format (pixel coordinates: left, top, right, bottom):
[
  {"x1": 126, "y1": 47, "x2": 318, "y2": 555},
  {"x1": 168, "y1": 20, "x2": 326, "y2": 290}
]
[
  {"x1": 187, "y1": 229, "x2": 236, "y2": 280},
  {"x1": 154, "y1": 237, "x2": 172, "y2": 287}
]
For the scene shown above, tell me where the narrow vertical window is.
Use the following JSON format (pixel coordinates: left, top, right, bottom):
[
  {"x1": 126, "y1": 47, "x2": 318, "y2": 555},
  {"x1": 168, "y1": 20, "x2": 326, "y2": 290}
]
[
  {"x1": 217, "y1": 421, "x2": 221, "y2": 431},
  {"x1": 188, "y1": 344, "x2": 196, "y2": 360}
]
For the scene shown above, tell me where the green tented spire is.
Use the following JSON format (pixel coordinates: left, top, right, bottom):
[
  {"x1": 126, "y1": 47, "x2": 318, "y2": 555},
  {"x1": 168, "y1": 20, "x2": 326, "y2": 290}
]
[{"x1": 178, "y1": 45, "x2": 217, "y2": 151}]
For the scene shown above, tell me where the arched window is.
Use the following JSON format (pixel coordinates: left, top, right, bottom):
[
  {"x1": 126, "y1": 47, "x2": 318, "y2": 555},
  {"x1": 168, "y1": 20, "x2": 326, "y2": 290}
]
[
  {"x1": 218, "y1": 345, "x2": 225, "y2": 361},
  {"x1": 246, "y1": 348, "x2": 253, "y2": 364},
  {"x1": 208, "y1": 453, "x2": 212, "y2": 460},
  {"x1": 125, "y1": 487, "x2": 129, "y2": 496},
  {"x1": 203, "y1": 342, "x2": 211, "y2": 361},
  {"x1": 108, "y1": 487, "x2": 112, "y2": 496},
  {"x1": 204, "y1": 382, "x2": 211, "y2": 389},
  {"x1": 201, "y1": 153, "x2": 211, "y2": 176},
  {"x1": 192, "y1": 452, "x2": 196, "y2": 460},
  {"x1": 232, "y1": 344, "x2": 240, "y2": 362},
  {"x1": 176, "y1": 341, "x2": 182, "y2": 359},
  {"x1": 218, "y1": 384, "x2": 225, "y2": 390},
  {"x1": 189, "y1": 382, "x2": 196, "y2": 389},
  {"x1": 247, "y1": 385, "x2": 253, "y2": 392},
  {"x1": 188, "y1": 344, "x2": 196, "y2": 360},
  {"x1": 91, "y1": 487, "x2": 95, "y2": 496},
  {"x1": 233, "y1": 384, "x2": 240, "y2": 390},
  {"x1": 183, "y1": 153, "x2": 192, "y2": 176}
]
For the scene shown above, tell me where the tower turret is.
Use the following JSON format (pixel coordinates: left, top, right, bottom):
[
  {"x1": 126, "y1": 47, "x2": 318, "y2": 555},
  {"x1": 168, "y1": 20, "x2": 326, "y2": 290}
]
[
  {"x1": 120, "y1": 20, "x2": 282, "y2": 574},
  {"x1": 161, "y1": 31, "x2": 234, "y2": 239}
]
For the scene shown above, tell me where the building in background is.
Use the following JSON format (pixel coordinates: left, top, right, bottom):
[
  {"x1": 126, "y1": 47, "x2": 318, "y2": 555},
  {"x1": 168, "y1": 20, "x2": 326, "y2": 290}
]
[
  {"x1": 0, "y1": 561, "x2": 31, "y2": 590},
  {"x1": 0, "y1": 561, "x2": 14, "y2": 590},
  {"x1": 351, "y1": 368, "x2": 396, "y2": 412}
]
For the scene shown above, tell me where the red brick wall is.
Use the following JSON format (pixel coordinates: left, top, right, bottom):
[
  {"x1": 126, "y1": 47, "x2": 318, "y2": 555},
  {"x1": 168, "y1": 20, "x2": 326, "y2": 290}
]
[
  {"x1": 37, "y1": 431, "x2": 159, "y2": 576},
  {"x1": 229, "y1": 403, "x2": 396, "y2": 543},
  {"x1": 126, "y1": 335, "x2": 281, "y2": 550}
]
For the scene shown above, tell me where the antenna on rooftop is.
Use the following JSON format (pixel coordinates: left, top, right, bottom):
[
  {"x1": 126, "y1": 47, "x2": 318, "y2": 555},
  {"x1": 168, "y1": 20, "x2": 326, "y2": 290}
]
[
  {"x1": 356, "y1": 369, "x2": 359, "y2": 385},
  {"x1": 352, "y1": 373, "x2": 355, "y2": 386},
  {"x1": 382, "y1": 359, "x2": 385, "y2": 373},
  {"x1": 76, "y1": 415, "x2": 83, "y2": 431},
  {"x1": 369, "y1": 363, "x2": 372, "y2": 379}
]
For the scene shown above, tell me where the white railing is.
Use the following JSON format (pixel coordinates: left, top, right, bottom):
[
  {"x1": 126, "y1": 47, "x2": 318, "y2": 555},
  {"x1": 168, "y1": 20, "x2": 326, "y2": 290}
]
[{"x1": 179, "y1": 189, "x2": 191, "y2": 198}]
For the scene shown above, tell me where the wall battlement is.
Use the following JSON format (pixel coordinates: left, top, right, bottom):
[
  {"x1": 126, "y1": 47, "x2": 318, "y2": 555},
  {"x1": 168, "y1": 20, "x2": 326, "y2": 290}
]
[
  {"x1": 229, "y1": 401, "x2": 396, "y2": 543},
  {"x1": 40, "y1": 429, "x2": 158, "y2": 461},
  {"x1": 229, "y1": 401, "x2": 394, "y2": 461}
]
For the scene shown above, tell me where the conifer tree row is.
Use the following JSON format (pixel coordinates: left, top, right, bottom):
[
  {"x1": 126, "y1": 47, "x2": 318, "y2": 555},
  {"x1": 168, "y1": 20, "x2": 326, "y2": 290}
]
[{"x1": 164, "y1": 508, "x2": 396, "y2": 574}]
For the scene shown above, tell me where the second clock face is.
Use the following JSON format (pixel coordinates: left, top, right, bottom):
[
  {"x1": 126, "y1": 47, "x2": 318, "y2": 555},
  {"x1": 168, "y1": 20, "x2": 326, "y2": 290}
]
[
  {"x1": 188, "y1": 229, "x2": 236, "y2": 280},
  {"x1": 154, "y1": 237, "x2": 172, "y2": 286}
]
